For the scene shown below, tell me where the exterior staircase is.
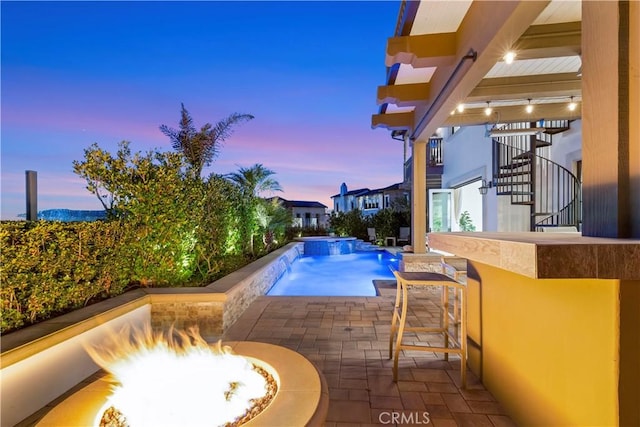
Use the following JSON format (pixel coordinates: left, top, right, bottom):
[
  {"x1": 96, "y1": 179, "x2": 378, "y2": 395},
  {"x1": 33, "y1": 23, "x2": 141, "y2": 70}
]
[{"x1": 492, "y1": 121, "x2": 581, "y2": 231}]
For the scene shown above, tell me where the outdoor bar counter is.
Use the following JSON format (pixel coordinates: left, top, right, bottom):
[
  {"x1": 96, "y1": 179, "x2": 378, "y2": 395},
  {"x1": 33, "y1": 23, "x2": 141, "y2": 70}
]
[{"x1": 427, "y1": 232, "x2": 640, "y2": 427}]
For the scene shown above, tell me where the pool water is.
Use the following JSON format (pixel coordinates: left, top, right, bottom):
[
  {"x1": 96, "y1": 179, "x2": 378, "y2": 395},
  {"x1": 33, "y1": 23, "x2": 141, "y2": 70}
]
[{"x1": 267, "y1": 251, "x2": 399, "y2": 296}]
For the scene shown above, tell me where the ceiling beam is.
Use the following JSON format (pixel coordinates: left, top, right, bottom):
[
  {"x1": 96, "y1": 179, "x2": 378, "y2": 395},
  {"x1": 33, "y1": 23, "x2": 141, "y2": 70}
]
[
  {"x1": 467, "y1": 72, "x2": 581, "y2": 102},
  {"x1": 444, "y1": 102, "x2": 580, "y2": 127},
  {"x1": 385, "y1": 32, "x2": 457, "y2": 68},
  {"x1": 377, "y1": 82, "x2": 431, "y2": 106},
  {"x1": 513, "y1": 21, "x2": 581, "y2": 60}
]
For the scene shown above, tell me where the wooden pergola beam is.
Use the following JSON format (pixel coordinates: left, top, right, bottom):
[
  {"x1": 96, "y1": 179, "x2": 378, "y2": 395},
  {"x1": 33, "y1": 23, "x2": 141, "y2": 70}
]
[
  {"x1": 514, "y1": 21, "x2": 582, "y2": 60},
  {"x1": 385, "y1": 32, "x2": 457, "y2": 68},
  {"x1": 377, "y1": 82, "x2": 431, "y2": 107},
  {"x1": 468, "y1": 73, "x2": 581, "y2": 102},
  {"x1": 444, "y1": 102, "x2": 580, "y2": 127},
  {"x1": 371, "y1": 111, "x2": 414, "y2": 131}
]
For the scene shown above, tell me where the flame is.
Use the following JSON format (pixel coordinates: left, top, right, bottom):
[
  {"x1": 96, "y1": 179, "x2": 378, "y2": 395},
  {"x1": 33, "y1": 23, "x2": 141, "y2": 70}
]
[{"x1": 86, "y1": 325, "x2": 270, "y2": 427}]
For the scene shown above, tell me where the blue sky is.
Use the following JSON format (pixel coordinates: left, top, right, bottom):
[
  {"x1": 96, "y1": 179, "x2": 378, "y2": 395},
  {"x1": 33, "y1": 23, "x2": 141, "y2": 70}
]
[{"x1": 1, "y1": 1, "x2": 403, "y2": 219}]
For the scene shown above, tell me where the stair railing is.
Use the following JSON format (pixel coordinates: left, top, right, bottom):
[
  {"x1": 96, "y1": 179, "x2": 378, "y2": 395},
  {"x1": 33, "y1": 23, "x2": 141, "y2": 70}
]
[{"x1": 492, "y1": 135, "x2": 581, "y2": 230}]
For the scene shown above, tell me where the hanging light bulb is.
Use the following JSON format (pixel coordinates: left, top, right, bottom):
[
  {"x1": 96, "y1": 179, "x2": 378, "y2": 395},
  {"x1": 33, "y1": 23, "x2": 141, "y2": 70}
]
[
  {"x1": 484, "y1": 101, "x2": 492, "y2": 116},
  {"x1": 503, "y1": 51, "x2": 516, "y2": 64},
  {"x1": 568, "y1": 96, "x2": 577, "y2": 111},
  {"x1": 525, "y1": 99, "x2": 533, "y2": 114},
  {"x1": 457, "y1": 103, "x2": 465, "y2": 113}
]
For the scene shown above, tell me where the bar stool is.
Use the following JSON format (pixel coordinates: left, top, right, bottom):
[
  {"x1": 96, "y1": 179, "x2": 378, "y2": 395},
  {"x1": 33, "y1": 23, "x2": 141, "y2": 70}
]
[
  {"x1": 440, "y1": 256, "x2": 468, "y2": 327},
  {"x1": 388, "y1": 266, "x2": 467, "y2": 387}
]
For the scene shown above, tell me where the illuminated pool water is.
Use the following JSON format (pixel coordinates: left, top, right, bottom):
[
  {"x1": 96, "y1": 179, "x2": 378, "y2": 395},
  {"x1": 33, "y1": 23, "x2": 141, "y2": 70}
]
[{"x1": 267, "y1": 251, "x2": 399, "y2": 297}]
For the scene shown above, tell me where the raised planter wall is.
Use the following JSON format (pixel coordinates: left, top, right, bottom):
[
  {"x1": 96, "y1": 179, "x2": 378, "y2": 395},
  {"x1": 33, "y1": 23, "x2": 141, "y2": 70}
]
[{"x1": 0, "y1": 242, "x2": 303, "y2": 426}]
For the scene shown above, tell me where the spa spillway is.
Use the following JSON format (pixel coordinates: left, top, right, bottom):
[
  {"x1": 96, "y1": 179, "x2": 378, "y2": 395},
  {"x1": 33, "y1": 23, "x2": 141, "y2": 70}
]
[{"x1": 296, "y1": 236, "x2": 357, "y2": 256}]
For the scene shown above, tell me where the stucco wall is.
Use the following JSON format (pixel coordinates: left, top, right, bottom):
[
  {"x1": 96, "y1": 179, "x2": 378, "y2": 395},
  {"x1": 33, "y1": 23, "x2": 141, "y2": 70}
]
[
  {"x1": 550, "y1": 119, "x2": 582, "y2": 173},
  {"x1": 467, "y1": 261, "x2": 622, "y2": 426}
]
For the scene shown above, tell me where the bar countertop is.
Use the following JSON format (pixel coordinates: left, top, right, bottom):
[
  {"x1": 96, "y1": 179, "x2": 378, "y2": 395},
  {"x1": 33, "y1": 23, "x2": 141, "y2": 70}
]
[{"x1": 427, "y1": 232, "x2": 640, "y2": 280}]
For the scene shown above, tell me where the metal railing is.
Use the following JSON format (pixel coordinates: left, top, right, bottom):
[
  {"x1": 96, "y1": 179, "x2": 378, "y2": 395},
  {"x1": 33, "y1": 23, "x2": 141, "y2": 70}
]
[
  {"x1": 428, "y1": 137, "x2": 443, "y2": 166},
  {"x1": 492, "y1": 122, "x2": 581, "y2": 230}
]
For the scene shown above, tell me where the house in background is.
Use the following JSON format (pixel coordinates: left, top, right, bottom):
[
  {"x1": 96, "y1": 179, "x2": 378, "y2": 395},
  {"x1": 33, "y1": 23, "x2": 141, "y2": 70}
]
[
  {"x1": 331, "y1": 183, "x2": 369, "y2": 213},
  {"x1": 271, "y1": 197, "x2": 328, "y2": 229},
  {"x1": 331, "y1": 182, "x2": 408, "y2": 217}
]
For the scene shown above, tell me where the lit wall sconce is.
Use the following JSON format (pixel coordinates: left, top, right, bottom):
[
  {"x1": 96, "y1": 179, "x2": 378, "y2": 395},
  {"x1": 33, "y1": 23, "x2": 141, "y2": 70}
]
[{"x1": 478, "y1": 179, "x2": 493, "y2": 195}]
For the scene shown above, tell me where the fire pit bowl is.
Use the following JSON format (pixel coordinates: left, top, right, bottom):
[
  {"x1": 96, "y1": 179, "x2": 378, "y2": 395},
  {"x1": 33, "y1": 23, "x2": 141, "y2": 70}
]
[{"x1": 35, "y1": 341, "x2": 328, "y2": 426}]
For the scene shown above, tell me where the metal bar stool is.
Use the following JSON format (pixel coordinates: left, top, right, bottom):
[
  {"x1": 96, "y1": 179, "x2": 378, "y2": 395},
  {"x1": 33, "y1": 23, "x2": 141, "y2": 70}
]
[{"x1": 388, "y1": 266, "x2": 467, "y2": 388}]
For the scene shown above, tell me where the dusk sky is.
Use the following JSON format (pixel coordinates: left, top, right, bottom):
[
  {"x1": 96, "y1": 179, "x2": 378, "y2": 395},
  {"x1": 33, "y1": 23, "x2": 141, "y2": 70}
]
[{"x1": 1, "y1": 1, "x2": 404, "y2": 220}]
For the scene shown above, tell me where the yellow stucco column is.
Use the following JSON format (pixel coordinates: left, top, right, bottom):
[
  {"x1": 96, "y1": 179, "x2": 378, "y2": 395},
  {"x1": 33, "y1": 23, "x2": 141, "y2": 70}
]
[{"x1": 411, "y1": 140, "x2": 427, "y2": 253}]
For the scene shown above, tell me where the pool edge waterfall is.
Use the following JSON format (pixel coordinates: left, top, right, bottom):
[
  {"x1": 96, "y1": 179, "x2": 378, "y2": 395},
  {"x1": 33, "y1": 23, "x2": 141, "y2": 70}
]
[{"x1": 295, "y1": 236, "x2": 357, "y2": 256}]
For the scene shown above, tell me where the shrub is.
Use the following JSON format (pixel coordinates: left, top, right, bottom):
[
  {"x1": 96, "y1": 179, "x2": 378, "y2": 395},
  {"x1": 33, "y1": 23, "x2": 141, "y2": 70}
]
[
  {"x1": 328, "y1": 209, "x2": 370, "y2": 240},
  {"x1": 371, "y1": 208, "x2": 405, "y2": 240},
  {"x1": 73, "y1": 142, "x2": 214, "y2": 286},
  {"x1": 0, "y1": 221, "x2": 129, "y2": 332}
]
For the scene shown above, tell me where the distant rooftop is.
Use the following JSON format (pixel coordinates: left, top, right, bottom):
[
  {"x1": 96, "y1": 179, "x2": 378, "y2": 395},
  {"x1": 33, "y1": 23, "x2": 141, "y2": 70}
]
[
  {"x1": 270, "y1": 197, "x2": 327, "y2": 209},
  {"x1": 331, "y1": 188, "x2": 370, "y2": 198}
]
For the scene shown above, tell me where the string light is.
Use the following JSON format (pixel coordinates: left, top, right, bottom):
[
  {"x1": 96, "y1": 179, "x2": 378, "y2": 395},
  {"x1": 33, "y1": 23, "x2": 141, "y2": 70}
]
[
  {"x1": 568, "y1": 96, "x2": 577, "y2": 111},
  {"x1": 484, "y1": 101, "x2": 492, "y2": 116},
  {"x1": 504, "y1": 51, "x2": 516, "y2": 64},
  {"x1": 525, "y1": 99, "x2": 533, "y2": 114}
]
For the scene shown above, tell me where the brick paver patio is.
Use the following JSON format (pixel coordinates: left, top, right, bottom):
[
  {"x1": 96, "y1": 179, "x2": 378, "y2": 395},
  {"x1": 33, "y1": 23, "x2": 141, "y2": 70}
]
[{"x1": 223, "y1": 283, "x2": 517, "y2": 427}]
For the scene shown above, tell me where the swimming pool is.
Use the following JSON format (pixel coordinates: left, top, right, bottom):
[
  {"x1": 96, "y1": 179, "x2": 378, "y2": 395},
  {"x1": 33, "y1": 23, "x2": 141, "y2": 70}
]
[{"x1": 267, "y1": 250, "x2": 399, "y2": 296}]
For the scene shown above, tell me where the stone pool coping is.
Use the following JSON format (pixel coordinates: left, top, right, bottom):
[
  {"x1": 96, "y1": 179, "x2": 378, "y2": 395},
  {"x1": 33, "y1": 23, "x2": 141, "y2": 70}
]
[{"x1": 0, "y1": 242, "x2": 303, "y2": 426}]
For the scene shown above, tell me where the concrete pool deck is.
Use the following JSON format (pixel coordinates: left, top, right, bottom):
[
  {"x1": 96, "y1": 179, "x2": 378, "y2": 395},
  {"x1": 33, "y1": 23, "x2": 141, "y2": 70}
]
[{"x1": 223, "y1": 289, "x2": 516, "y2": 426}]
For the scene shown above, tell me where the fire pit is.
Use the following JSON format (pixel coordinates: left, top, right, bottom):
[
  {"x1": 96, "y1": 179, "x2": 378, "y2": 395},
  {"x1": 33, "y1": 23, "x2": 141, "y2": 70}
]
[{"x1": 36, "y1": 327, "x2": 327, "y2": 426}]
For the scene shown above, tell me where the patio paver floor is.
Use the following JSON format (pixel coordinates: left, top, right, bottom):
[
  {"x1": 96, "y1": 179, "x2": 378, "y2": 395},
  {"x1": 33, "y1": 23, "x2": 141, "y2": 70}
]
[{"x1": 223, "y1": 285, "x2": 517, "y2": 427}]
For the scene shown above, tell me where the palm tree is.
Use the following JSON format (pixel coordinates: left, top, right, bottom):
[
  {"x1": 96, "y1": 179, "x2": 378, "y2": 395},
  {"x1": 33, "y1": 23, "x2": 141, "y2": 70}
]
[
  {"x1": 160, "y1": 103, "x2": 253, "y2": 178},
  {"x1": 226, "y1": 164, "x2": 282, "y2": 254},
  {"x1": 226, "y1": 164, "x2": 282, "y2": 197},
  {"x1": 255, "y1": 198, "x2": 292, "y2": 252}
]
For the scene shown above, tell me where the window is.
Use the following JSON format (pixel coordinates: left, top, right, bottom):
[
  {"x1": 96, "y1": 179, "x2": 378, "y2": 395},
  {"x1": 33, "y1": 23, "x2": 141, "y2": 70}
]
[{"x1": 364, "y1": 196, "x2": 379, "y2": 209}]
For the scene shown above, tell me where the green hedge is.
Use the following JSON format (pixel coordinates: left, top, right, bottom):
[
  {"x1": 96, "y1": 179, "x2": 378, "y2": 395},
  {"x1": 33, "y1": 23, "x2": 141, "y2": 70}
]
[
  {"x1": 1, "y1": 221, "x2": 131, "y2": 332},
  {"x1": 0, "y1": 218, "x2": 291, "y2": 334}
]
